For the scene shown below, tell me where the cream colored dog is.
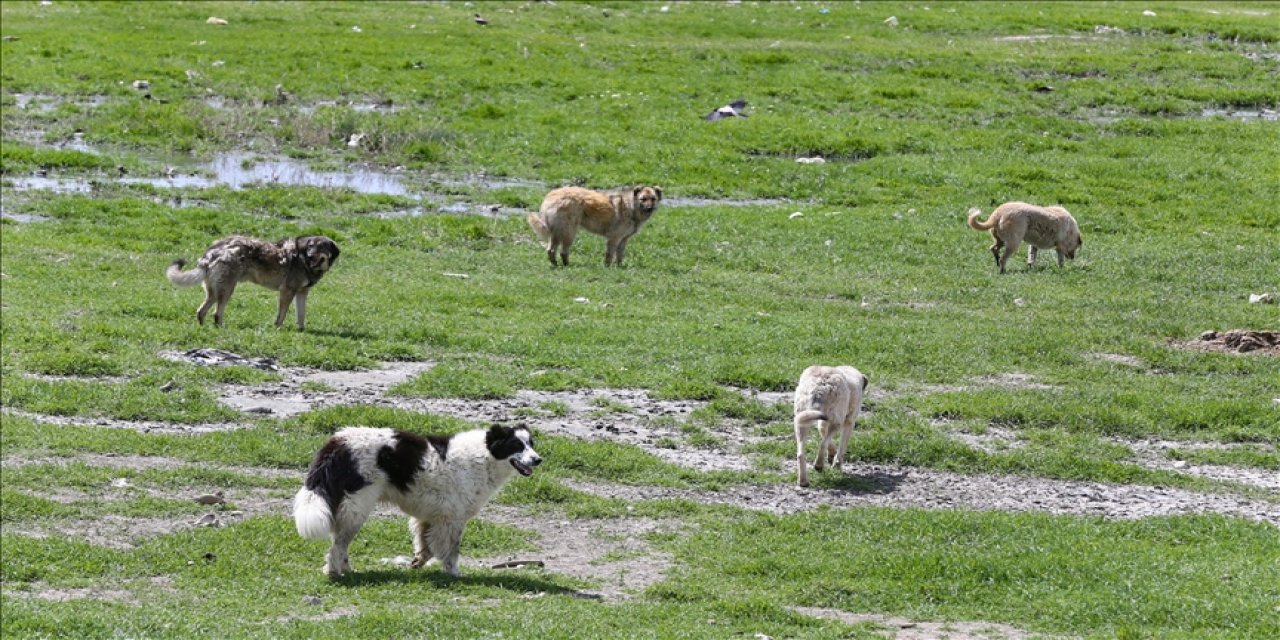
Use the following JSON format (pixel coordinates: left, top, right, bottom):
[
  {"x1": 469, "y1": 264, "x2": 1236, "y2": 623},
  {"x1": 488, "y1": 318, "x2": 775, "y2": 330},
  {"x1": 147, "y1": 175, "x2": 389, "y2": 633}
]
[
  {"x1": 793, "y1": 365, "x2": 868, "y2": 487},
  {"x1": 967, "y1": 202, "x2": 1082, "y2": 273},
  {"x1": 527, "y1": 185, "x2": 662, "y2": 266}
]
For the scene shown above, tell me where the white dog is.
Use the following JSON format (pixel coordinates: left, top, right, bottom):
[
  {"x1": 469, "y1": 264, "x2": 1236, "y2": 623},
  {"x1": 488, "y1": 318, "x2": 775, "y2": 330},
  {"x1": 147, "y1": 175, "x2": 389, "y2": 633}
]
[
  {"x1": 293, "y1": 424, "x2": 541, "y2": 578},
  {"x1": 793, "y1": 366, "x2": 868, "y2": 487}
]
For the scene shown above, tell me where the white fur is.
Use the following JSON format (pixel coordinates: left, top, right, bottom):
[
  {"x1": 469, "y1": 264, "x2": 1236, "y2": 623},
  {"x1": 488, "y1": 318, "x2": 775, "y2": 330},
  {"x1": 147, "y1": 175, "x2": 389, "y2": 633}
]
[
  {"x1": 293, "y1": 426, "x2": 539, "y2": 578},
  {"x1": 793, "y1": 366, "x2": 868, "y2": 487}
]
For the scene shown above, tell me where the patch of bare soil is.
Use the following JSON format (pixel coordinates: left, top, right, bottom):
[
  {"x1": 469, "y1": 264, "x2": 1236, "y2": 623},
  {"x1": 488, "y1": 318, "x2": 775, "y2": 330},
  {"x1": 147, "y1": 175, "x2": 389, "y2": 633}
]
[
  {"x1": 3, "y1": 408, "x2": 247, "y2": 434},
  {"x1": 0, "y1": 452, "x2": 297, "y2": 479},
  {"x1": 478, "y1": 505, "x2": 678, "y2": 601},
  {"x1": 562, "y1": 464, "x2": 1280, "y2": 526},
  {"x1": 8, "y1": 487, "x2": 290, "y2": 549},
  {"x1": 792, "y1": 606, "x2": 1070, "y2": 640},
  {"x1": 217, "y1": 361, "x2": 435, "y2": 417},
  {"x1": 1172, "y1": 330, "x2": 1280, "y2": 356}
]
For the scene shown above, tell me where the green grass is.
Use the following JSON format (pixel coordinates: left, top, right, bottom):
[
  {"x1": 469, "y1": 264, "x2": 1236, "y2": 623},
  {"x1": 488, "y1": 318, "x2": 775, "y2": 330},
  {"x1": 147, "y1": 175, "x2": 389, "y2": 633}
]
[{"x1": 3, "y1": 1, "x2": 1279, "y2": 638}]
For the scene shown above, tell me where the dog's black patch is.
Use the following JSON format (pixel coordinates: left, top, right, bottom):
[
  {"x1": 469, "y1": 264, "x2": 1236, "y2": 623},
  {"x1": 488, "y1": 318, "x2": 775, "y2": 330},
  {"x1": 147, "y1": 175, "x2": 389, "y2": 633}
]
[
  {"x1": 305, "y1": 437, "x2": 369, "y2": 517},
  {"x1": 485, "y1": 423, "x2": 531, "y2": 460},
  {"x1": 861, "y1": 374, "x2": 870, "y2": 392},
  {"x1": 377, "y1": 430, "x2": 429, "y2": 492},
  {"x1": 424, "y1": 434, "x2": 450, "y2": 461}
]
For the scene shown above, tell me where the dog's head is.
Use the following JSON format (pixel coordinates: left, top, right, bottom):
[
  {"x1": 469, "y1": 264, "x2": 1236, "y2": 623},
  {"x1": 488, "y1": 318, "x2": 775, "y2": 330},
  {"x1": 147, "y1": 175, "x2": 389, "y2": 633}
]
[
  {"x1": 486, "y1": 423, "x2": 541, "y2": 477},
  {"x1": 296, "y1": 236, "x2": 341, "y2": 275},
  {"x1": 632, "y1": 185, "x2": 663, "y2": 214}
]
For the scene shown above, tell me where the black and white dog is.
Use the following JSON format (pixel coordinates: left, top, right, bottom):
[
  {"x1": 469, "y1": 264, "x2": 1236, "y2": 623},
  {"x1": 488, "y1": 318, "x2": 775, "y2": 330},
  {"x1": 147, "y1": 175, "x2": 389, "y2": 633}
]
[{"x1": 293, "y1": 424, "x2": 541, "y2": 577}]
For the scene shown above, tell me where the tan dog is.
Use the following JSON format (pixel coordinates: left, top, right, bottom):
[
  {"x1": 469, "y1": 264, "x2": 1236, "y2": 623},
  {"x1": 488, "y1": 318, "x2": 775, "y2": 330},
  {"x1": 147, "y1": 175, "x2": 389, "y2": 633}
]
[
  {"x1": 793, "y1": 365, "x2": 868, "y2": 488},
  {"x1": 166, "y1": 235, "x2": 340, "y2": 329},
  {"x1": 527, "y1": 185, "x2": 662, "y2": 266},
  {"x1": 968, "y1": 202, "x2": 1082, "y2": 273}
]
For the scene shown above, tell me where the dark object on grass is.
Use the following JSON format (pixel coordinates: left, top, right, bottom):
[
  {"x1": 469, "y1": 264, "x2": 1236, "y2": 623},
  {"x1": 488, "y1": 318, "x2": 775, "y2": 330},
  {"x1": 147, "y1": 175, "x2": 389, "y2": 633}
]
[
  {"x1": 474, "y1": 14, "x2": 488, "y2": 25},
  {"x1": 704, "y1": 99, "x2": 749, "y2": 121}
]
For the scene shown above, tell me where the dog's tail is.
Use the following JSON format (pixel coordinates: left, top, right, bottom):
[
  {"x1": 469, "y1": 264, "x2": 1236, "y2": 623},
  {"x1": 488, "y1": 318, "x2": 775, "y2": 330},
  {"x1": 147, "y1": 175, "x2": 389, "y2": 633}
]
[
  {"x1": 794, "y1": 409, "x2": 827, "y2": 428},
  {"x1": 527, "y1": 212, "x2": 552, "y2": 243},
  {"x1": 967, "y1": 207, "x2": 997, "y2": 231},
  {"x1": 165, "y1": 259, "x2": 206, "y2": 287},
  {"x1": 293, "y1": 488, "x2": 333, "y2": 540}
]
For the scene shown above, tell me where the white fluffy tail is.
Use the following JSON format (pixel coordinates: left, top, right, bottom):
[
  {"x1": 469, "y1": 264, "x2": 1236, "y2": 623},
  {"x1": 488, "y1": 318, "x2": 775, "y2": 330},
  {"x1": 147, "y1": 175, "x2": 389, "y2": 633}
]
[
  {"x1": 165, "y1": 260, "x2": 206, "y2": 287},
  {"x1": 794, "y1": 409, "x2": 826, "y2": 428},
  {"x1": 293, "y1": 488, "x2": 333, "y2": 540}
]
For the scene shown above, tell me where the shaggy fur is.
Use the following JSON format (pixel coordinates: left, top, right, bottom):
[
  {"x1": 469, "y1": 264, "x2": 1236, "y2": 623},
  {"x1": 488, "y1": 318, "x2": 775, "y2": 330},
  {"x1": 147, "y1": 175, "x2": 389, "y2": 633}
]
[
  {"x1": 166, "y1": 235, "x2": 339, "y2": 329},
  {"x1": 967, "y1": 202, "x2": 1082, "y2": 273},
  {"x1": 527, "y1": 185, "x2": 662, "y2": 266},
  {"x1": 793, "y1": 366, "x2": 869, "y2": 487},
  {"x1": 293, "y1": 424, "x2": 541, "y2": 578}
]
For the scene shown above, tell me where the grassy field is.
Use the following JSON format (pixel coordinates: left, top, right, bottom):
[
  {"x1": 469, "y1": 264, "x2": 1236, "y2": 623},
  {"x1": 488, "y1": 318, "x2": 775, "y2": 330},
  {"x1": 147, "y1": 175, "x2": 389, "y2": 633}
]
[{"x1": 2, "y1": 2, "x2": 1278, "y2": 638}]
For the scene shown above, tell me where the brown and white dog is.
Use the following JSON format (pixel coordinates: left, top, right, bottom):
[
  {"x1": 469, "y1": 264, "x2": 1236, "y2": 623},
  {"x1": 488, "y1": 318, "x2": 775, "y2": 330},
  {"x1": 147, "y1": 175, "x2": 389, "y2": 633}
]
[
  {"x1": 967, "y1": 202, "x2": 1082, "y2": 273},
  {"x1": 793, "y1": 365, "x2": 868, "y2": 487},
  {"x1": 166, "y1": 235, "x2": 339, "y2": 329},
  {"x1": 527, "y1": 185, "x2": 662, "y2": 266}
]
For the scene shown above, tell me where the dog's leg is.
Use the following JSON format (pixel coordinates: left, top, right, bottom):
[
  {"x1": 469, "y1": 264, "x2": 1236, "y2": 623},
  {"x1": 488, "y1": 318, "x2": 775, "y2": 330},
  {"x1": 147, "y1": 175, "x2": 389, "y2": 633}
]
[
  {"x1": 275, "y1": 288, "x2": 295, "y2": 328},
  {"x1": 427, "y1": 520, "x2": 466, "y2": 577},
  {"x1": 835, "y1": 412, "x2": 857, "y2": 470},
  {"x1": 213, "y1": 282, "x2": 237, "y2": 327},
  {"x1": 554, "y1": 229, "x2": 577, "y2": 267},
  {"x1": 1027, "y1": 246, "x2": 1038, "y2": 269},
  {"x1": 196, "y1": 285, "x2": 216, "y2": 326},
  {"x1": 409, "y1": 517, "x2": 434, "y2": 569},
  {"x1": 293, "y1": 289, "x2": 309, "y2": 330},
  {"x1": 998, "y1": 239, "x2": 1020, "y2": 275},
  {"x1": 794, "y1": 417, "x2": 811, "y2": 488},
  {"x1": 323, "y1": 488, "x2": 378, "y2": 577},
  {"x1": 605, "y1": 236, "x2": 621, "y2": 267},
  {"x1": 989, "y1": 237, "x2": 1003, "y2": 271},
  {"x1": 614, "y1": 236, "x2": 631, "y2": 267},
  {"x1": 1055, "y1": 248, "x2": 1066, "y2": 268},
  {"x1": 815, "y1": 421, "x2": 835, "y2": 471}
]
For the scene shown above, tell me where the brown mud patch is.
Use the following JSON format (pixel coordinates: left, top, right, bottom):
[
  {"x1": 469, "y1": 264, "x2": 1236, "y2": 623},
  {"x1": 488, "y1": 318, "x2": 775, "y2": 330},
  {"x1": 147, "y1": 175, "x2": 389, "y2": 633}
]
[{"x1": 1171, "y1": 330, "x2": 1279, "y2": 356}]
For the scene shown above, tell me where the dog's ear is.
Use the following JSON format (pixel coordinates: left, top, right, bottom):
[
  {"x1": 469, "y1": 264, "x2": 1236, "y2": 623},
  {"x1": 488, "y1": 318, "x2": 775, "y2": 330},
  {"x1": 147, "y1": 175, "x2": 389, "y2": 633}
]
[
  {"x1": 653, "y1": 186, "x2": 663, "y2": 200},
  {"x1": 633, "y1": 186, "x2": 643, "y2": 198},
  {"x1": 861, "y1": 373, "x2": 870, "y2": 392}
]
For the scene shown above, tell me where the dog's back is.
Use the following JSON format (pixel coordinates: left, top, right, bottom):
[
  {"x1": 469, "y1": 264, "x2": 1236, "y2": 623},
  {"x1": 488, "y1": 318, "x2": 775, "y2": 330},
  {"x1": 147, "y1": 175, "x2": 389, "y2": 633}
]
[{"x1": 794, "y1": 365, "x2": 864, "y2": 423}]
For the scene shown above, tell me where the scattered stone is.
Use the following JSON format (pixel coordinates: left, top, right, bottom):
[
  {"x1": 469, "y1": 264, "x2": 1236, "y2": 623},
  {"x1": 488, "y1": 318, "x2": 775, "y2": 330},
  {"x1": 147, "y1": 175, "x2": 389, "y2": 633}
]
[
  {"x1": 1142, "y1": 10, "x2": 1157, "y2": 16},
  {"x1": 1248, "y1": 293, "x2": 1275, "y2": 304},
  {"x1": 159, "y1": 381, "x2": 177, "y2": 392},
  {"x1": 164, "y1": 348, "x2": 280, "y2": 371},
  {"x1": 574, "y1": 297, "x2": 590, "y2": 304},
  {"x1": 795, "y1": 156, "x2": 826, "y2": 164},
  {"x1": 302, "y1": 595, "x2": 323, "y2": 606},
  {"x1": 193, "y1": 513, "x2": 221, "y2": 527},
  {"x1": 110, "y1": 478, "x2": 131, "y2": 488},
  {"x1": 206, "y1": 16, "x2": 228, "y2": 25},
  {"x1": 442, "y1": 272, "x2": 470, "y2": 279},
  {"x1": 789, "y1": 211, "x2": 804, "y2": 219},
  {"x1": 131, "y1": 80, "x2": 150, "y2": 90},
  {"x1": 884, "y1": 16, "x2": 898, "y2": 26},
  {"x1": 1013, "y1": 298, "x2": 1026, "y2": 306}
]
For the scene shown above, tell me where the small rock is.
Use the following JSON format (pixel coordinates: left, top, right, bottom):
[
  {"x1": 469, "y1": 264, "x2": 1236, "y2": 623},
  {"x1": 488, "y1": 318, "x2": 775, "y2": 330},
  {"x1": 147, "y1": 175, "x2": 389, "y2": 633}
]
[
  {"x1": 159, "y1": 381, "x2": 177, "y2": 392},
  {"x1": 1198, "y1": 330, "x2": 1218, "y2": 341},
  {"x1": 245, "y1": 406, "x2": 274, "y2": 415},
  {"x1": 347, "y1": 132, "x2": 365, "y2": 148},
  {"x1": 660, "y1": 5, "x2": 670, "y2": 12},
  {"x1": 131, "y1": 80, "x2": 150, "y2": 90},
  {"x1": 1142, "y1": 10, "x2": 1156, "y2": 16},
  {"x1": 884, "y1": 15, "x2": 898, "y2": 26},
  {"x1": 789, "y1": 211, "x2": 804, "y2": 220},
  {"x1": 442, "y1": 272, "x2": 470, "y2": 279},
  {"x1": 111, "y1": 478, "x2": 131, "y2": 488},
  {"x1": 1172, "y1": 460, "x2": 1188, "y2": 469},
  {"x1": 1013, "y1": 298, "x2": 1026, "y2": 306},
  {"x1": 206, "y1": 16, "x2": 228, "y2": 25},
  {"x1": 574, "y1": 297, "x2": 590, "y2": 304},
  {"x1": 193, "y1": 513, "x2": 221, "y2": 527},
  {"x1": 351, "y1": 25, "x2": 362, "y2": 32},
  {"x1": 302, "y1": 595, "x2": 323, "y2": 606},
  {"x1": 1248, "y1": 293, "x2": 1274, "y2": 304}
]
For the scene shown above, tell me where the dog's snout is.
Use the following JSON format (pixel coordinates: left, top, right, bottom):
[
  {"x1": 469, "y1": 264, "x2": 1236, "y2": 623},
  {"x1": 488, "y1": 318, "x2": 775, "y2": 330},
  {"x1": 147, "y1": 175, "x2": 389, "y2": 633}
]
[{"x1": 531, "y1": 455, "x2": 543, "y2": 467}]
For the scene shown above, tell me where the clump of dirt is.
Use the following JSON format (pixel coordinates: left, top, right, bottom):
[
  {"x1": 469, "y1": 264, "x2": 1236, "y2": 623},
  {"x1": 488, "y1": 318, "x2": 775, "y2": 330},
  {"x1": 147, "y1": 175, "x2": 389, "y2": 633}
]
[{"x1": 1175, "y1": 330, "x2": 1280, "y2": 355}]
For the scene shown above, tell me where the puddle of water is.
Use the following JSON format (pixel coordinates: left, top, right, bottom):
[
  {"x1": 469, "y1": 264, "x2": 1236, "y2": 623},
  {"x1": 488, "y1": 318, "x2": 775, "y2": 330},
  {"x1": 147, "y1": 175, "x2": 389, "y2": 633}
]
[
  {"x1": 1201, "y1": 108, "x2": 1279, "y2": 121},
  {"x1": 4, "y1": 152, "x2": 413, "y2": 197},
  {"x1": 7, "y1": 93, "x2": 109, "y2": 113}
]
